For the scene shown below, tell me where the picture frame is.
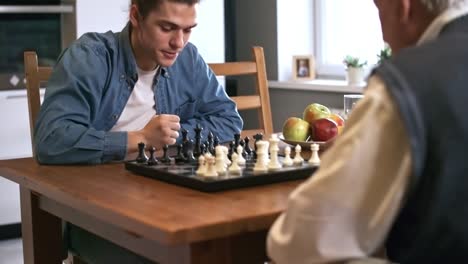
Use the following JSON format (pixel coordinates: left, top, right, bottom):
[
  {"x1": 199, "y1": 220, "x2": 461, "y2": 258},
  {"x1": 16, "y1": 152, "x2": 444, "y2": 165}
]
[{"x1": 292, "y1": 55, "x2": 316, "y2": 80}]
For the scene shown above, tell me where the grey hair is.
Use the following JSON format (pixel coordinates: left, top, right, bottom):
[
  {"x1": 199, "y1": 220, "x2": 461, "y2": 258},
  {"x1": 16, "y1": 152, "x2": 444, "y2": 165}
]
[{"x1": 419, "y1": 0, "x2": 468, "y2": 13}]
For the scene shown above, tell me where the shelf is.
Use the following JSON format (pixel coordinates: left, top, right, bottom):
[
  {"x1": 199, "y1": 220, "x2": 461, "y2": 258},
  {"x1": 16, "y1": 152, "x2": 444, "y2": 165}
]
[{"x1": 268, "y1": 79, "x2": 365, "y2": 94}]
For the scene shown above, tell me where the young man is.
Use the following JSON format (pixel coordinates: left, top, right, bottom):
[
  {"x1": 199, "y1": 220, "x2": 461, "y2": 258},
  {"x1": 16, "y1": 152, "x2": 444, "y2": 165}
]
[
  {"x1": 34, "y1": 0, "x2": 243, "y2": 164},
  {"x1": 267, "y1": 0, "x2": 468, "y2": 263}
]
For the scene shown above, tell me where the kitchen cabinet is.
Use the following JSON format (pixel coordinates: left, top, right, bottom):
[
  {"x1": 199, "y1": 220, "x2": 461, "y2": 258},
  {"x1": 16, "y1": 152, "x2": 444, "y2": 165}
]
[
  {"x1": 0, "y1": 90, "x2": 36, "y2": 228},
  {"x1": 0, "y1": 90, "x2": 44, "y2": 230}
]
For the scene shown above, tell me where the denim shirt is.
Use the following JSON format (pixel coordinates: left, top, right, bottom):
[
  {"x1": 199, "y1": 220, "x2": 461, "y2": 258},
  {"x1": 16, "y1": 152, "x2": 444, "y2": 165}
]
[{"x1": 34, "y1": 23, "x2": 243, "y2": 164}]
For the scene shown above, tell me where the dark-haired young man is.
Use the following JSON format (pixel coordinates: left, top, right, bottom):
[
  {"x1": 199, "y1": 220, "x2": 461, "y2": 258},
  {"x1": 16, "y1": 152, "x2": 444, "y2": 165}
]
[
  {"x1": 34, "y1": 0, "x2": 242, "y2": 165},
  {"x1": 35, "y1": 1, "x2": 242, "y2": 263}
]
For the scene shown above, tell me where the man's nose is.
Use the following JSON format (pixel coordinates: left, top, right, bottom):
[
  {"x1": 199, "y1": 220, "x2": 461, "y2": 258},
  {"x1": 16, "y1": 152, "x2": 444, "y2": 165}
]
[{"x1": 170, "y1": 30, "x2": 184, "y2": 49}]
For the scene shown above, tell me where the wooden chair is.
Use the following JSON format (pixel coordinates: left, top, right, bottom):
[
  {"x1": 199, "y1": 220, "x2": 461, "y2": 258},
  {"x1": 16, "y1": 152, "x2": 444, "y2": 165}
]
[
  {"x1": 24, "y1": 51, "x2": 87, "y2": 264},
  {"x1": 208, "y1": 46, "x2": 273, "y2": 138},
  {"x1": 23, "y1": 51, "x2": 52, "y2": 159}
]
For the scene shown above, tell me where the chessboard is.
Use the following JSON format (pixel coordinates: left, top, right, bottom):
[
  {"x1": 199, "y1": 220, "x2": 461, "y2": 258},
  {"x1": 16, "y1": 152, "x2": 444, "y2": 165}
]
[
  {"x1": 125, "y1": 157, "x2": 318, "y2": 192},
  {"x1": 125, "y1": 126, "x2": 321, "y2": 192}
]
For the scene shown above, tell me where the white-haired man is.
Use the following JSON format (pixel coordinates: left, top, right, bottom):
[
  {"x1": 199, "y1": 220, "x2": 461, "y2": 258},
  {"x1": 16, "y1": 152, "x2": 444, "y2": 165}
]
[{"x1": 267, "y1": 0, "x2": 468, "y2": 263}]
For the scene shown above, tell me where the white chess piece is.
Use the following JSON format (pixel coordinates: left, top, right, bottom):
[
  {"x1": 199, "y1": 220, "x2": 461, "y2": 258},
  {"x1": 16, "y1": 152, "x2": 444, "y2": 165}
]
[
  {"x1": 293, "y1": 144, "x2": 304, "y2": 165},
  {"x1": 203, "y1": 155, "x2": 218, "y2": 179},
  {"x1": 228, "y1": 153, "x2": 242, "y2": 174},
  {"x1": 308, "y1": 143, "x2": 321, "y2": 166},
  {"x1": 215, "y1": 146, "x2": 227, "y2": 175},
  {"x1": 268, "y1": 134, "x2": 282, "y2": 170},
  {"x1": 282, "y1": 146, "x2": 293, "y2": 167},
  {"x1": 254, "y1": 140, "x2": 268, "y2": 172},
  {"x1": 236, "y1": 145, "x2": 246, "y2": 166},
  {"x1": 222, "y1": 146, "x2": 231, "y2": 166},
  {"x1": 196, "y1": 155, "x2": 206, "y2": 176}
]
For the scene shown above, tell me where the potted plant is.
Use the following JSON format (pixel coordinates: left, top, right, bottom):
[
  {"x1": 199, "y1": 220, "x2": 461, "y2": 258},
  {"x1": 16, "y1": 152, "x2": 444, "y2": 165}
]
[
  {"x1": 343, "y1": 55, "x2": 367, "y2": 85},
  {"x1": 377, "y1": 45, "x2": 392, "y2": 64}
]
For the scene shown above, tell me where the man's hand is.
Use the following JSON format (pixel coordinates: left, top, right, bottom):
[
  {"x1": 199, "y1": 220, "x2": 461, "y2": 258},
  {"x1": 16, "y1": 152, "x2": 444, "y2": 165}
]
[{"x1": 127, "y1": 114, "x2": 180, "y2": 155}]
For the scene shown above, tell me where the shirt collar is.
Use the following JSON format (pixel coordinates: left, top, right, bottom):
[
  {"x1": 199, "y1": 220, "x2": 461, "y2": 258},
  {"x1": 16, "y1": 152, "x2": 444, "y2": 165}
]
[
  {"x1": 119, "y1": 23, "x2": 168, "y2": 82},
  {"x1": 418, "y1": 3, "x2": 468, "y2": 45},
  {"x1": 119, "y1": 22, "x2": 139, "y2": 83}
]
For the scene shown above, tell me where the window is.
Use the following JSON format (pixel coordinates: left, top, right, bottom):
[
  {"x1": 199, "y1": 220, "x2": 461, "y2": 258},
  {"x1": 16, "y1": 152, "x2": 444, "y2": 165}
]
[{"x1": 315, "y1": 0, "x2": 384, "y2": 77}]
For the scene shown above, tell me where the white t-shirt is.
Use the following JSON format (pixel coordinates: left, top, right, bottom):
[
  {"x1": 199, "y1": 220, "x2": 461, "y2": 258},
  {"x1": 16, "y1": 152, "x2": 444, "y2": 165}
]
[{"x1": 110, "y1": 67, "x2": 158, "y2": 132}]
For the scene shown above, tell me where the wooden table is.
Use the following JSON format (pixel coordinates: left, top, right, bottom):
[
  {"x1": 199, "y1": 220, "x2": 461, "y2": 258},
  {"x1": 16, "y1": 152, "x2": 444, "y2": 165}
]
[{"x1": 0, "y1": 158, "x2": 303, "y2": 264}]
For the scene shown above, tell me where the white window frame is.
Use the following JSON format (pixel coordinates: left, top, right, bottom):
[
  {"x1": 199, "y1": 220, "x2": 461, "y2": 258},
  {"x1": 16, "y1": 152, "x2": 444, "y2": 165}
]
[{"x1": 314, "y1": 0, "x2": 384, "y2": 78}]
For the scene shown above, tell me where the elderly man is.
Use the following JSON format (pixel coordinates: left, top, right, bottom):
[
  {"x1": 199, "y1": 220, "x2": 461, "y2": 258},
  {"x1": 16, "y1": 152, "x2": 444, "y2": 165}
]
[{"x1": 267, "y1": 0, "x2": 468, "y2": 263}]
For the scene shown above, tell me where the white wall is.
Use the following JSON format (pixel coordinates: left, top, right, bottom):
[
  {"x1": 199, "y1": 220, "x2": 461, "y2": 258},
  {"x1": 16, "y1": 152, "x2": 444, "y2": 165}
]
[
  {"x1": 76, "y1": 0, "x2": 224, "y2": 63},
  {"x1": 76, "y1": 0, "x2": 129, "y2": 36},
  {"x1": 189, "y1": 0, "x2": 225, "y2": 63},
  {"x1": 277, "y1": 0, "x2": 314, "y2": 81}
]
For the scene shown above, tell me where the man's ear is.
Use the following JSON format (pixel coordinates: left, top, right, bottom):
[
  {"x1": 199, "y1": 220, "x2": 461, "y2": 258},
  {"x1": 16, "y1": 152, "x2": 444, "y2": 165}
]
[{"x1": 129, "y1": 4, "x2": 140, "y2": 27}]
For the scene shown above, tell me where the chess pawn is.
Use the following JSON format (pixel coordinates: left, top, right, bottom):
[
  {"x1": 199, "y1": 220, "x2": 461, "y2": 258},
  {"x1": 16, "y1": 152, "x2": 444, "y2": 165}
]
[
  {"x1": 282, "y1": 146, "x2": 293, "y2": 167},
  {"x1": 244, "y1": 136, "x2": 252, "y2": 156},
  {"x1": 215, "y1": 146, "x2": 227, "y2": 175},
  {"x1": 236, "y1": 145, "x2": 246, "y2": 166},
  {"x1": 308, "y1": 143, "x2": 321, "y2": 166},
  {"x1": 136, "y1": 142, "x2": 148, "y2": 163},
  {"x1": 228, "y1": 153, "x2": 242, "y2": 174},
  {"x1": 196, "y1": 155, "x2": 207, "y2": 176},
  {"x1": 160, "y1": 144, "x2": 172, "y2": 164},
  {"x1": 203, "y1": 155, "x2": 218, "y2": 179},
  {"x1": 147, "y1": 146, "x2": 159, "y2": 166},
  {"x1": 293, "y1": 144, "x2": 304, "y2": 165}
]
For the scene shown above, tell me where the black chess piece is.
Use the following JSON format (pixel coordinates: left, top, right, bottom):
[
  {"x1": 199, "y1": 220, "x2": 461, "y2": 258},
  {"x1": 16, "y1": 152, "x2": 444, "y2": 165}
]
[
  {"x1": 200, "y1": 143, "x2": 206, "y2": 155},
  {"x1": 175, "y1": 144, "x2": 187, "y2": 163},
  {"x1": 234, "y1": 133, "x2": 241, "y2": 148},
  {"x1": 193, "y1": 124, "x2": 203, "y2": 158},
  {"x1": 207, "y1": 131, "x2": 214, "y2": 155},
  {"x1": 213, "y1": 135, "x2": 220, "y2": 148},
  {"x1": 136, "y1": 142, "x2": 148, "y2": 163},
  {"x1": 181, "y1": 128, "x2": 189, "y2": 144},
  {"x1": 160, "y1": 144, "x2": 172, "y2": 164},
  {"x1": 239, "y1": 138, "x2": 248, "y2": 158},
  {"x1": 228, "y1": 140, "x2": 235, "y2": 160},
  {"x1": 184, "y1": 139, "x2": 197, "y2": 163},
  {"x1": 244, "y1": 136, "x2": 252, "y2": 156},
  {"x1": 147, "y1": 146, "x2": 159, "y2": 166}
]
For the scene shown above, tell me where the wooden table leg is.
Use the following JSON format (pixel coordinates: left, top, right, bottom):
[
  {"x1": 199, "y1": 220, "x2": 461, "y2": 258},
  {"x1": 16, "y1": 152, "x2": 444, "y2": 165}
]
[
  {"x1": 185, "y1": 230, "x2": 268, "y2": 264},
  {"x1": 20, "y1": 187, "x2": 66, "y2": 264}
]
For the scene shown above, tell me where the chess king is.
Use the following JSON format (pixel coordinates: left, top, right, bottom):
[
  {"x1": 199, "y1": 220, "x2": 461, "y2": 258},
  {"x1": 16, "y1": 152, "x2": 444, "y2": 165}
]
[{"x1": 33, "y1": 0, "x2": 243, "y2": 165}]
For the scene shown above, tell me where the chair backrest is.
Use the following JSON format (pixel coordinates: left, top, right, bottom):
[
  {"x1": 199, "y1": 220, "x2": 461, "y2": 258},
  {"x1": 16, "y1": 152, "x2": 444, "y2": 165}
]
[
  {"x1": 208, "y1": 46, "x2": 273, "y2": 138},
  {"x1": 24, "y1": 51, "x2": 53, "y2": 158}
]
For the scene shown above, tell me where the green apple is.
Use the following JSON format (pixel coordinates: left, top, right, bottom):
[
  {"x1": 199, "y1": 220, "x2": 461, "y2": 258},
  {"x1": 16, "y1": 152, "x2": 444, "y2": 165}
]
[
  {"x1": 303, "y1": 103, "x2": 331, "y2": 124},
  {"x1": 282, "y1": 117, "x2": 310, "y2": 141}
]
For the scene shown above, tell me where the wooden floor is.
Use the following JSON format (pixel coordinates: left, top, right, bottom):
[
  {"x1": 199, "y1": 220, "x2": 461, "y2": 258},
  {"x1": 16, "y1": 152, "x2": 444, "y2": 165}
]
[{"x1": 0, "y1": 238, "x2": 23, "y2": 264}]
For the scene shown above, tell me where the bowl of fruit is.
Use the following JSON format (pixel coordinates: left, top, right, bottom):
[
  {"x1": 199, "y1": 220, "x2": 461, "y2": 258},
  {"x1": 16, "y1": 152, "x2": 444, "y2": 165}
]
[{"x1": 280, "y1": 103, "x2": 345, "y2": 151}]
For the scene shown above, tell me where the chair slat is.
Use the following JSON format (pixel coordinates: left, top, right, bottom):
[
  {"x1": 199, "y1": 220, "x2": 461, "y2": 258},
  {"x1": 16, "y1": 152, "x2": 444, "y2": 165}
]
[
  {"x1": 232, "y1": 95, "x2": 261, "y2": 110},
  {"x1": 209, "y1": 46, "x2": 273, "y2": 137},
  {"x1": 209, "y1": 62, "x2": 257, "y2": 76}
]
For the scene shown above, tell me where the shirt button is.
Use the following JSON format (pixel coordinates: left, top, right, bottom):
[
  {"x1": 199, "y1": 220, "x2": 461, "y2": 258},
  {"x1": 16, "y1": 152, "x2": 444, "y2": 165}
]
[
  {"x1": 112, "y1": 114, "x2": 118, "y2": 120},
  {"x1": 164, "y1": 72, "x2": 169, "y2": 78}
]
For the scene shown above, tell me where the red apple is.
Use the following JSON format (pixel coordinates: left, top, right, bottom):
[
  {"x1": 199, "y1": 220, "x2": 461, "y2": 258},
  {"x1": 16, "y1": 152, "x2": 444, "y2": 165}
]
[
  {"x1": 303, "y1": 103, "x2": 331, "y2": 124},
  {"x1": 282, "y1": 117, "x2": 310, "y2": 141},
  {"x1": 311, "y1": 118, "x2": 338, "y2": 141},
  {"x1": 329, "y1": 113, "x2": 345, "y2": 134}
]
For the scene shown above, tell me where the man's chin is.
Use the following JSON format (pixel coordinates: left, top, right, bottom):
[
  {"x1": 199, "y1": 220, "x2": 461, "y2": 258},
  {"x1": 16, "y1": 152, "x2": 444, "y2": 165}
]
[{"x1": 157, "y1": 57, "x2": 177, "y2": 68}]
